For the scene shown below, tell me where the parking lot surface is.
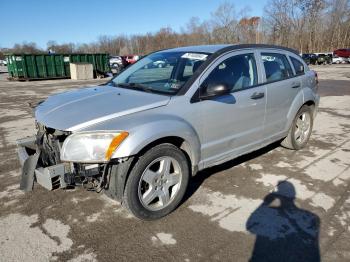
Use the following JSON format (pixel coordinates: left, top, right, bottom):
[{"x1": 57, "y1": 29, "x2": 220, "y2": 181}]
[{"x1": 0, "y1": 65, "x2": 349, "y2": 261}]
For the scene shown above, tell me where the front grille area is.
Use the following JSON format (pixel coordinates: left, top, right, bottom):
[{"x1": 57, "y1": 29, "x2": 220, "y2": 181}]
[{"x1": 36, "y1": 122, "x2": 70, "y2": 167}]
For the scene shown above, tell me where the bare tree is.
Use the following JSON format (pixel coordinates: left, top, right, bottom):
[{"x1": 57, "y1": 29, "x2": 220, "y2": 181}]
[
  {"x1": 326, "y1": 0, "x2": 350, "y2": 50},
  {"x1": 47, "y1": 40, "x2": 75, "y2": 53},
  {"x1": 211, "y1": 2, "x2": 239, "y2": 43},
  {"x1": 11, "y1": 42, "x2": 43, "y2": 54}
]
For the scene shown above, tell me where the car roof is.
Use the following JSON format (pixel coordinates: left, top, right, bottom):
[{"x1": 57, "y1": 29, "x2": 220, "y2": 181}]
[
  {"x1": 160, "y1": 44, "x2": 233, "y2": 54},
  {"x1": 159, "y1": 44, "x2": 299, "y2": 55}
]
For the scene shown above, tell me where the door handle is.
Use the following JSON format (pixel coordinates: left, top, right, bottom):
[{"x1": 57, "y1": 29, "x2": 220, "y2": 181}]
[
  {"x1": 250, "y1": 92, "x2": 265, "y2": 100},
  {"x1": 291, "y1": 82, "x2": 301, "y2": 88}
]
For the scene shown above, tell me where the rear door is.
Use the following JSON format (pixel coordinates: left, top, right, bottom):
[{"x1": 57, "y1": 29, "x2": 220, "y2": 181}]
[{"x1": 258, "y1": 51, "x2": 301, "y2": 139}]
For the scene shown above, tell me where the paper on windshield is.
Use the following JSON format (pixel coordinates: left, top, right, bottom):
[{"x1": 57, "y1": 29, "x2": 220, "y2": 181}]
[{"x1": 181, "y1": 53, "x2": 208, "y2": 60}]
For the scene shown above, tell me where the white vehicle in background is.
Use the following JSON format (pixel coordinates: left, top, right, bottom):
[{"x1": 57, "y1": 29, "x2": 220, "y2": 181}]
[
  {"x1": 332, "y1": 55, "x2": 348, "y2": 64},
  {"x1": 0, "y1": 59, "x2": 7, "y2": 66},
  {"x1": 109, "y1": 56, "x2": 124, "y2": 73},
  {"x1": 152, "y1": 60, "x2": 167, "y2": 68},
  {"x1": 109, "y1": 56, "x2": 123, "y2": 67}
]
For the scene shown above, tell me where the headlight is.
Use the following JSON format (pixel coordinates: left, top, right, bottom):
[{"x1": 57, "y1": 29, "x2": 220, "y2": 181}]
[{"x1": 60, "y1": 131, "x2": 128, "y2": 163}]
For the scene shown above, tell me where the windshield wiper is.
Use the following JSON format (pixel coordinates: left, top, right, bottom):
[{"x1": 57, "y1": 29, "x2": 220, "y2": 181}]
[
  {"x1": 110, "y1": 81, "x2": 173, "y2": 96},
  {"x1": 114, "y1": 82, "x2": 153, "y2": 93}
]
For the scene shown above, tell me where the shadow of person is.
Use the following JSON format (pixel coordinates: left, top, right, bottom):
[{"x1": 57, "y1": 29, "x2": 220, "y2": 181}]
[{"x1": 246, "y1": 181, "x2": 320, "y2": 262}]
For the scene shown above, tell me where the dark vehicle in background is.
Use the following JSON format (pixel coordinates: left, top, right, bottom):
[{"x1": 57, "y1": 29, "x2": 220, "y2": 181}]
[
  {"x1": 301, "y1": 53, "x2": 317, "y2": 65},
  {"x1": 316, "y1": 53, "x2": 332, "y2": 65},
  {"x1": 334, "y1": 48, "x2": 350, "y2": 58}
]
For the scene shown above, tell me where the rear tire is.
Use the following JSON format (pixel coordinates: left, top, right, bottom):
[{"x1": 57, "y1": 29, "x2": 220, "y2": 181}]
[
  {"x1": 123, "y1": 144, "x2": 190, "y2": 220},
  {"x1": 281, "y1": 105, "x2": 313, "y2": 150}
]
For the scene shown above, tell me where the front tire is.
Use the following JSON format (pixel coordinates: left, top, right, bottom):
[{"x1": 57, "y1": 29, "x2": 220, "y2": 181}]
[
  {"x1": 123, "y1": 144, "x2": 190, "y2": 220},
  {"x1": 281, "y1": 105, "x2": 313, "y2": 150}
]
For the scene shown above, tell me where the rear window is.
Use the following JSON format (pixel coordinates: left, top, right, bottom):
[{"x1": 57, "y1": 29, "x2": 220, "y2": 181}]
[
  {"x1": 290, "y1": 57, "x2": 305, "y2": 75},
  {"x1": 261, "y1": 53, "x2": 293, "y2": 83}
]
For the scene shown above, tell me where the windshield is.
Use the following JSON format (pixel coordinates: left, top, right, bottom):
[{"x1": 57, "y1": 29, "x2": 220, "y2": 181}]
[{"x1": 111, "y1": 51, "x2": 209, "y2": 95}]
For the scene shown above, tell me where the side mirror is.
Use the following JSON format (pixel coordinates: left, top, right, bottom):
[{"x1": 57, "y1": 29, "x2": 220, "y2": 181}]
[{"x1": 200, "y1": 82, "x2": 231, "y2": 100}]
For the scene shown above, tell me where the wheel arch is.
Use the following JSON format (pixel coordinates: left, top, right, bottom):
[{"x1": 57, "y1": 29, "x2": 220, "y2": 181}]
[
  {"x1": 304, "y1": 100, "x2": 315, "y2": 113},
  {"x1": 135, "y1": 136, "x2": 195, "y2": 172},
  {"x1": 106, "y1": 135, "x2": 196, "y2": 202},
  {"x1": 285, "y1": 87, "x2": 317, "y2": 133}
]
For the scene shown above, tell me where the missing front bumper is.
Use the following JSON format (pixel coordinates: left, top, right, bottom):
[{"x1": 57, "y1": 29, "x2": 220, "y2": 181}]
[{"x1": 17, "y1": 136, "x2": 70, "y2": 191}]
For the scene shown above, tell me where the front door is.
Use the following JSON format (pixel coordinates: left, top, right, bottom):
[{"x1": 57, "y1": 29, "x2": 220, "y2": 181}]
[{"x1": 197, "y1": 51, "x2": 266, "y2": 168}]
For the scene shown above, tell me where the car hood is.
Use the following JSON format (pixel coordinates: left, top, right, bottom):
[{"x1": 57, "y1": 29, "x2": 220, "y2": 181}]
[{"x1": 35, "y1": 85, "x2": 170, "y2": 131}]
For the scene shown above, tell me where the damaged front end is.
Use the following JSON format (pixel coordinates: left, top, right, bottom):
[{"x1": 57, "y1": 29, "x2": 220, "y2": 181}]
[{"x1": 17, "y1": 123, "x2": 108, "y2": 192}]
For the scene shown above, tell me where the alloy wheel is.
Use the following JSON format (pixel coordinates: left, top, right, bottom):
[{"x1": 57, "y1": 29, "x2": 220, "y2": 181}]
[
  {"x1": 294, "y1": 112, "x2": 311, "y2": 144},
  {"x1": 138, "y1": 157, "x2": 182, "y2": 211}
]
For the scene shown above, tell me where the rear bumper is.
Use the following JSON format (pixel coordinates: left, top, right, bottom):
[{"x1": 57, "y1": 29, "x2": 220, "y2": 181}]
[{"x1": 17, "y1": 136, "x2": 70, "y2": 191}]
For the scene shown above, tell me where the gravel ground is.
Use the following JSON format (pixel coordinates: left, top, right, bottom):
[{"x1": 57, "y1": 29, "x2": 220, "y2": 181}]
[
  {"x1": 0, "y1": 64, "x2": 349, "y2": 261},
  {"x1": 310, "y1": 64, "x2": 350, "y2": 80}
]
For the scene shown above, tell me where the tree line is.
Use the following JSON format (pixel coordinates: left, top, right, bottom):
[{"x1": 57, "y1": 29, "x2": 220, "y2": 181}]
[{"x1": 1, "y1": 0, "x2": 349, "y2": 58}]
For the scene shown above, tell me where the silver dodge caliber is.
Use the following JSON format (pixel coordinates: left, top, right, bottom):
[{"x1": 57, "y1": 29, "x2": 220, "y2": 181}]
[{"x1": 17, "y1": 44, "x2": 320, "y2": 220}]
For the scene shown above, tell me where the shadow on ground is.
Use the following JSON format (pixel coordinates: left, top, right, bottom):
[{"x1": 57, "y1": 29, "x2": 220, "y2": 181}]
[
  {"x1": 247, "y1": 181, "x2": 320, "y2": 262},
  {"x1": 183, "y1": 143, "x2": 320, "y2": 262}
]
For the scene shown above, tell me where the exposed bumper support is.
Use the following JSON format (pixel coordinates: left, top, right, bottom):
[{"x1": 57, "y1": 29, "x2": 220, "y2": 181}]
[
  {"x1": 20, "y1": 152, "x2": 40, "y2": 191},
  {"x1": 17, "y1": 136, "x2": 70, "y2": 191},
  {"x1": 34, "y1": 164, "x2": 69, "y2": 190},
  {"x1": 17, "y1": 136, "x2": 37, "y2": 166}
]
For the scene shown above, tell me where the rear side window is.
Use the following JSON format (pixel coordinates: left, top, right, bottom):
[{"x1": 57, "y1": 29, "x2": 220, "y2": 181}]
[
  {"x1": 261, "y1": 53, "x2": 293, "y2": 83},
  {"x1": 290, "y1": 57, "x2": 305, "y2": 75},
  {"x1": 204, "y1": 53, "x2": 258, "y2": 92}
]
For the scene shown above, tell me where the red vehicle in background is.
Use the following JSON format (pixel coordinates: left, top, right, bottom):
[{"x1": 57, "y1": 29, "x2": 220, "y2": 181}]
[
  {"x1": 121, "y1": 55, "x2": 140, "y2": 66},
  {"x1": 333, "y1": 48, "x2": 350, "y2": 58}
]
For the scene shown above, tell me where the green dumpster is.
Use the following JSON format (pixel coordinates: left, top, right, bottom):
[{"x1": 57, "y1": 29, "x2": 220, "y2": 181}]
[{"x1": 5, "y1": 53, "x2": 110, "y2": 80}]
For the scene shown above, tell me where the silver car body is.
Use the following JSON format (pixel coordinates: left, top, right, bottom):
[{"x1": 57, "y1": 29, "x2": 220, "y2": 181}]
[{"x1": 18, "y1": 44, "x2": 319, "y2": 190}]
